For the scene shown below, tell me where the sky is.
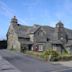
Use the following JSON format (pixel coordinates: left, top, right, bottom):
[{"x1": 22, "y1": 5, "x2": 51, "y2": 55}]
[{"x1": 0, "y1": 0, "x2": 72, "y2": 40}]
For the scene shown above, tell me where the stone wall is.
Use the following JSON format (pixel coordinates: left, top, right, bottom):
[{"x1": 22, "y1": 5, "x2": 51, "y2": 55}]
[
  {"x1": 29, "y1": 34, "x2": 34, "y2": 42},
  {"x1": 7, "y1": 24, "x2": 20, "y2": 51}
]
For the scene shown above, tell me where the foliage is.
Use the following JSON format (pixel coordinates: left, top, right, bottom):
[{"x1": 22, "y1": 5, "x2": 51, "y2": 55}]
[
  {"x1": 25, "y1": 50, "x2": 60, "y2": 61},
  {"x1": 59, "y1": 55, "x2": 72, "y2": 61},
  {"x1": 10, "y1": 47, "x2": 14, "y2": 50},
  {"x1": 50, "y1": 50, "x2": 60, "y2": 61},
  {"x1": 25, "y1": 51, "x2": 43, "y2": 57},
  {"x1": 24, "y1": 49, "x2": 72, "y2": 61},
  {"x1": 62, "y1": 49, "x2": 69, "y2": 55},
  {"x1": 42, "y1": 49, "x2": 60, "y2": 61}
]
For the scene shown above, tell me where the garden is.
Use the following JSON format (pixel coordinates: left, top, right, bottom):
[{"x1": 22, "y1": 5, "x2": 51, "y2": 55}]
[{"x1": 24, "y1": 49, "x2": 72, "y2": 61}]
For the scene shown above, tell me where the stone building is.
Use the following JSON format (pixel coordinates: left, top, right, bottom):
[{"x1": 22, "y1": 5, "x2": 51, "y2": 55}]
[{"x1": 7, "y1": 16, "x2": 72, "y2": 53}]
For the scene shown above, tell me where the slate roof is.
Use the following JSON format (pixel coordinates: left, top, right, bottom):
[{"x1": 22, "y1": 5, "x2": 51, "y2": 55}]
[
  {"x1": 11, "y1": 17, "x2": 72, "y2": 46},
  {"x1": 12, "y1": 24, "x2": 32, "y2": 38},
  {"x1": 13, "y1": 23, "x2": 72, "y2": 40},
  {"x1": 28, "y1": 25, "x2": 41, "y2": 34},
  {"x1": 42, "y1": 26, "x2": 54, "y2": 39},
  {"x1": 27, "y1": 25, "x2": 55, "y2": 43},
  {"x1": 34, "y1": 36, "x2": 47, "y2": 43}
]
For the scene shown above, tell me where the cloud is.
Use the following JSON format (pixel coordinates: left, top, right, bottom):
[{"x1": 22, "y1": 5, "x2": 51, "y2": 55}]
[
  {"x1": 0, "y1": 1, "x2": 27, "y2": 24},
  {"x1": 0, "y1": 1, "x2": 15, "y2": 18},
  {"x1": 22, "y1": 0, "x2": 52, "y2": 25}
]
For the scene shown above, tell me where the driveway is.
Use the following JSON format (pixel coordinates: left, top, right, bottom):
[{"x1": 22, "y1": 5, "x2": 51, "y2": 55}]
[{"x1": 0, "y1": 50, "x2": 72, "y2": 72}]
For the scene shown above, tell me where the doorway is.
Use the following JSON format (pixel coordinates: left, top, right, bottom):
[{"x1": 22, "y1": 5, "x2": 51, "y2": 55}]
[{"x1": 28, "y1": 44, "x2": 32, "y2": 50}]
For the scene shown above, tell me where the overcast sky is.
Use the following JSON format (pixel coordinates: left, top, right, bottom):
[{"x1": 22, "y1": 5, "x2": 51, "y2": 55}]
[{"x1": 0, "y1": 0, "x2": 72, "y2": 40}]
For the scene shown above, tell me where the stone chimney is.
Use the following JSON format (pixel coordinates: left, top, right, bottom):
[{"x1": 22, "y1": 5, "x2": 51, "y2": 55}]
[
  {"x1": 56, "y1": 21, "x2": 64, "y2": 27},
  {"x1": 11, "y1": 16, "x2": 18, "y2": 24},
  {"x1": 33, "y1": 24, "x2": 40, "y2": 28},
  {"x1": 55, "y1": 21, "x2": 64, "y2": 32},
  {"x1": 55, "y1": 21, "x2": 67, "y2": 43}
]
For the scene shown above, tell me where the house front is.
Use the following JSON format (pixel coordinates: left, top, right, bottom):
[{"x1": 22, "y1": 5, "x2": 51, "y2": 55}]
[{"x1": 7, "y1": 16, "x2": 72, "y2": 53}]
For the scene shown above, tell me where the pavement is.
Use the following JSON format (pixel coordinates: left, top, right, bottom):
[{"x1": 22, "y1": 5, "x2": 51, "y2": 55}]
[
  {"x1": 0, "y1": 50, "x2": 72, "y2": 72},
  {"x1": 0, "y1": 54, "x2": 21, "y2": 72},
  {"x1": 52, "y1": 61, "x2": 72, "y2": 67}
]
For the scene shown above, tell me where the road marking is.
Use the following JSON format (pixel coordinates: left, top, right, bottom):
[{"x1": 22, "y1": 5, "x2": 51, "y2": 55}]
[{"x1": 52, "y1": 68, "x2": 72, "y2": 72}]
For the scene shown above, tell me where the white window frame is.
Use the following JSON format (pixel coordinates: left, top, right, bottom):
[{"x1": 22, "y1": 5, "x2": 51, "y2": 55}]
[
  {"x1": 53, "y1": 46, "x2": 57, "y2": 51},
  {"x1": 39, "y1": 45, "x2": 43, "y2": 51}
]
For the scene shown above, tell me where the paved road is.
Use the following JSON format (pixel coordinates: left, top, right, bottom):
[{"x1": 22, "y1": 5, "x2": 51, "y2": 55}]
[
  {"x1": 0, "y1": 56, "x2": 21, "y2": 72},
  {"x1": 0, "y1": 50, "x2": 72, "y2": 72}
]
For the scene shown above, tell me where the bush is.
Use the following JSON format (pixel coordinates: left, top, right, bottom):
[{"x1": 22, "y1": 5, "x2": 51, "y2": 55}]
[
  {"x1": 42, "y1": 49, "x2": 60, "y2": 61},
  {"x1": 61, "y1": 49, "x2": 69, "y2": 56},
  {"x1": 59, "y1": 55, "x2": 72, "y2": 61},
  {"x1": 25, "y1": 50, "x2": 72, "y2": 61},
  {"x1": 45, "y1": 49, "x2": 72, "y2": 61},
  {"x1": 42, "y1": 50, "x2": 49, "y2": 61},
  {"x1": 50, "y1": 50, "x2": 60, "y2": 61}
]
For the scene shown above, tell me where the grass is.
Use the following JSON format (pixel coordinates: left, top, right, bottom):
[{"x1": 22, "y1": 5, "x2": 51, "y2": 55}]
[
  {"x1": 24, "y1": 51, "x2": 46, "y2": 60},
  {"x1": 24, "y1": 50, "x2": 59, "y2": 61},
  {"x1": 24, "y1": 50, "x2": 72, "y2": 61},
  {"x1": 25, "y1": 51, "x2": 43, "y2": 57}
]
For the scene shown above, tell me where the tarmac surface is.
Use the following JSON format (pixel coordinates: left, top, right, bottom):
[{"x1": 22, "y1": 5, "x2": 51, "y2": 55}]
[
  {"x1": 0, "y1": 50, "x2": 72, "y2": 72},
  {"x1": 0, "y1": 55, "x2": 21, "y2": 72}
]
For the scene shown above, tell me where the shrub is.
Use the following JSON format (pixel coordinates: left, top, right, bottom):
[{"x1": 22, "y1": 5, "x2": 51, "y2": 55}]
[
  {"x1": 25, "y1": 50, "x2": 72, "y2": 61},
  {"x1": 42, "y1": 49, "x2": 60, "y2": 61},
  {"x1": 61, "y1": 49, "x2": 69, "y2": 56},
  {"x1": 47, "y1": 50, "x2": 72, "y2": 61},
  {"x1": 59, "y1": 55, "x2": 72, "y2": 61},
  {"x1": 42, "y1": 50, "x2": 49, "y2": 61},
  {"x1": 50, "y1": 50, "x2": 60, "y2": 61}
]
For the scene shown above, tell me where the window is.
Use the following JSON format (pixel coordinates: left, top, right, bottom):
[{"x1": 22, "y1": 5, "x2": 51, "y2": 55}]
[
  {"x1": 60, "y1": 37, "x2": 63, "y2": 40},
  {"x1": 39, "y1": 45, "x2": 43, "y2": 51},
  {"x1": 53, "y1": 45, "x2": 57, "y2": 51}
]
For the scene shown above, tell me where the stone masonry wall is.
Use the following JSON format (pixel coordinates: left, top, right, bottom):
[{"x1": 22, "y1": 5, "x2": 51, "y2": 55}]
[{"x1": 7, "y1": 24, "x2": 20, "y2": 51}]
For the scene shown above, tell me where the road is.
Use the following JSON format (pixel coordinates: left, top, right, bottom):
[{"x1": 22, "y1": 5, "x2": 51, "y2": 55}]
[{"x1": 0, "y1": 50, "x2": 72, "y2": 72}]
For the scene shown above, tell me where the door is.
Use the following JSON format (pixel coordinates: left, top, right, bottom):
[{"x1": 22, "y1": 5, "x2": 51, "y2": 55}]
[{"x1": 28, "y1": 44, "x2": 32, "y2": 50}]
